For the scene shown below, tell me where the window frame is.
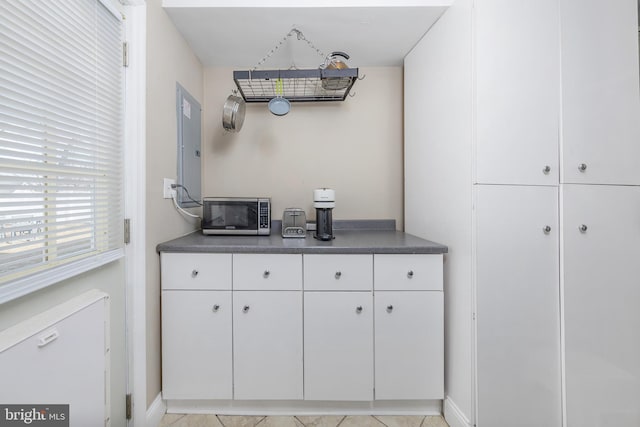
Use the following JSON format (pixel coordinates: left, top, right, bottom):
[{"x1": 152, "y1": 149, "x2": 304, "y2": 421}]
[{"x1": 0, "y1": 0, "x2": 126, "y2": 303}]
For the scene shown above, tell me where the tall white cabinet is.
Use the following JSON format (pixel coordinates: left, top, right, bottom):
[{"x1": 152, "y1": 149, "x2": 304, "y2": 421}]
[{"x1": 404, "y1": 0, "x2": 640, "y2": 426}]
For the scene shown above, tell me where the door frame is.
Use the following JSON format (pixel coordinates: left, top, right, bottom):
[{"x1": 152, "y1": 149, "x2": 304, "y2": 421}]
[{"x1": 123, "y1": 2, "x2": 149, "y2": 426}]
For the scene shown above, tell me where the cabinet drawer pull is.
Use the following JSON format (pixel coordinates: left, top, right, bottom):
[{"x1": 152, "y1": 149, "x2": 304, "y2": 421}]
[
  {"x1": 335, "y1": 271, "x2": 342, "y2": 279},
  {"x1": 355, "y1": 306, "x2": 363, "y2": 314},
  {"x1": 542, "y1": 165, "x2": 551, "y2": 174},
  {"x1": 407, "y1": 270, "x2": 414, "y2": 279},
  {"x1": 191, "y1": 269, "x2": 199, "y2": 278},
  {"x1": 578, "y1": 163, "x2": 587, "y2": 172},
  {"x1": 212, "y1": 304, "x2": 220, "y2": 312},
  {"x1": 263, "y1": 270, "x2": 270, "y2": 278},
  {"x1": 37, "y1": 329, "x2": 60, "y2": 347},
  {"x1": 243, "y1": 305, "x2": 250, "y2": 313},
  {"x1": 579, "y1": 224, "x2": 588, "y2": 233},
  {"x1": 386, "y1": 305, "x2": 394, "y2": 313},
  {"x1": 543, "y1": 225, "x2": 551, "y2": 234}
]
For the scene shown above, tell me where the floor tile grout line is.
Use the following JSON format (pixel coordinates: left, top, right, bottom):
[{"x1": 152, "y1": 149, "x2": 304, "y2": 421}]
[
  {"x1": 253, "y1": 415, "x2": 268, "y2": 426},
  {"x1": 372, "y1": 415, "x2": 390, "y2": 427},
  {"x1": 335, "y1": 415, "x2": 347, "y2": 426}
]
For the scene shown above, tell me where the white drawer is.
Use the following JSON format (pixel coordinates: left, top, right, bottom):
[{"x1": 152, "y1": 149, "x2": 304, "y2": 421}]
[
  {"x1": 304, "y1": 254, "x2": 373, "y2": 291},
  {"x1": 233, "y1": 254, "x2": 302, "y2": 290},
  {"x1": 161, "y1": 253, "x2": 232, "y2": 290},
  {"x1": 374, "y1": 254, "x2": 443, "y2": 291}
]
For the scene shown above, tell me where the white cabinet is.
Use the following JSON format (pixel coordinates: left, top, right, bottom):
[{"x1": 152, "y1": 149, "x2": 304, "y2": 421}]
[
  {"x1": 233, "y1": 253, "x2": 302, "y2": 290},
  {"x1": 161, "y1": 290, "x2": 232, "y2": 400},
  {"x1": 560, "y1": 0, "x2": 640, "y2": 185},
  {"x1": 373, "y1": 254, "x2": 444, "y2": 400},
  {"x1": 476, "y1": 185, "x2": 561, "y2": 427},
  {"x1": 304, "y1": 291, "x2": 373, "y2": 401},
  {"x1": 160, "y1": 253, "x2": 233, "y2": 400},
  {"x1": 303, "y1": 254, "x2": 373, "y2": 401},
  {"x1": 374, "y1": 291, "x2": 443, "y2": 400},
  {"x1": 233, "y1": 254, "x2": 303, "y2": 400},
  {"x1": 405, "y1": 1, "x2": 640, "y2": 425},
  {"x1": 161, "y1": 253, "x2": 232, "y2": 290},
  {"x1": 475, "y1": 0, "x2": 560, "y2": 185},
  {"x1": 562, "y1": 185, "x2": 640, "y2": 426},
  {"x1": 161, "y1": 251, "x2": 444, "y2": 406},
  {"x1": 374, "y1": 254, "x2": 443, "y2": 291},
  {"x1": 303, "y1": 254, "x2": 372, "y2": 291},
  {"x1": 233, "y1": 291, "x2": 303, "y2": 400}
]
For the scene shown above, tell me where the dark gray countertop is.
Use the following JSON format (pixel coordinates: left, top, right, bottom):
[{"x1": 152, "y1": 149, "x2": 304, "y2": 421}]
[{"x1": 156, "y1": 220, "x2": 448, "y2": 255}]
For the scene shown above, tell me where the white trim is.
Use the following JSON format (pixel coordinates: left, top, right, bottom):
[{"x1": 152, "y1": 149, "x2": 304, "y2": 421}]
[
  {"x1": 146, "y1": 393, "x2": 166, "y2": 427},
  {"x1": 0, "y1": 250, "x2": 124, "y2": 305},
  {"x1": 444, "y1": 397, "x2": 473, "y2": 427},
  {"x1": 165, "y1": 400, "x2": 443, "y2": 416},
  {"x1": 163, "y1": 0, "x2": 453, "y2": 7},
  {"x1": 122, "y1": 3, "x2": 147, "y2": 427}
]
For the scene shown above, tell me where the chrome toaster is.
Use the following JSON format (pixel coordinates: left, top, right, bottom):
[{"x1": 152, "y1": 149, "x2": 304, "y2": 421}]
[{"x1": 282, "y1": 208, "x2": 307, "y2": 238}]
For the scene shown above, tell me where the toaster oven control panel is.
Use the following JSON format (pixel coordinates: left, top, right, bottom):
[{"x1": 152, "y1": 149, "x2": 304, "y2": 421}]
[{"x1": 283, "y1": 227, "x2": 306, "y2": 237}]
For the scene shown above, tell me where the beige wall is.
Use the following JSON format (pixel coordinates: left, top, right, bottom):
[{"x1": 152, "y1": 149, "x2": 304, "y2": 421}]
[
  {"x1": 203, "y1": 67, "x2": 404, "y2": 229},
  {"x1": 145, "y1": 0, "x2": 204, "y2": 407}
]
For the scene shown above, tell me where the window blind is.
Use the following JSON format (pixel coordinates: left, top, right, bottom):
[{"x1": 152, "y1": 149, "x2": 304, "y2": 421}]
[{"x1": 0, "y1": 0, "x2": 124, "y2": 298}]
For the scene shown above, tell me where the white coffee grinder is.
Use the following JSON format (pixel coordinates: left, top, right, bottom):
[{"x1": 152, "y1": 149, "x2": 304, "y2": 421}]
[{"x1": 313, "y1": 188, "x2": 335, "y2": 241}]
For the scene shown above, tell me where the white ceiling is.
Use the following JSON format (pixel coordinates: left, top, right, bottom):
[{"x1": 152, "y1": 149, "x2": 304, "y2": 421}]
[{"x1": 163, "y1": 3, "x2": 452, "y2": 68}]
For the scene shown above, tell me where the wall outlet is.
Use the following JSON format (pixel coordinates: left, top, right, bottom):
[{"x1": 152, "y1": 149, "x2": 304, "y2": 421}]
[{"x1": 163, "y1": 178, "x2": 176, "y2": 199}]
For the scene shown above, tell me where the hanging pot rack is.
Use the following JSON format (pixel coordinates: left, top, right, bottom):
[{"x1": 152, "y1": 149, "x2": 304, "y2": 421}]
[{"x1": 232, "y1": 29, "x2": 359, "y2": 103}]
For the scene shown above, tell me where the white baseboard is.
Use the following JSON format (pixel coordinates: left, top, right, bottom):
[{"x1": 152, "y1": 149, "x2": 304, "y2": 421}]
[
  {"x1": 146, "y1": 393, "x2": 166, "y2": 427},
  {"x1": 166, "y1": 399, "x2": 442, "y2": 416},
  {"x1": 444, "y1": 397, "x2": 472, "y2": 427}
]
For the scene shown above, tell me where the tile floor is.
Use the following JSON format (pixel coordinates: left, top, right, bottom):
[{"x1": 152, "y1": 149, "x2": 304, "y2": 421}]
[{"x1": 160, "y1": 414, "x2": 450, "y2": 427}]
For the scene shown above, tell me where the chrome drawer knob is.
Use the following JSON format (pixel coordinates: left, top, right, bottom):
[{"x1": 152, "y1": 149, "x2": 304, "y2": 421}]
[
  {"x1": 335, "y1": 271, "x2": 342, "y2": 279},
  {"x1": 579, "y1": 224, "x2": 588, "y2": 233},
  {"x1": 191, "y1": 269, "x2": 199, "y2": 278},
  {"x1": 243, "y1": 305, "x2": 250, "y2": 313},
  {"x1": 407, "y1": 270, "x2": 414, "y2": 279},
  {"x1": 263, "y1": 270, "x2": 270, "y2": 278},
  {"x1": 543, "y1": 225, "x2": 551, "y2": 234},
  {"x1": 542, "y1": 165, "x2": 551, "y2": 174},
  {"x1": 212, "y1": 304, "x2": 220, "y2": 312},
  {"x1": 355, "y1": 306, "x2": 363, "y2": 314},
  {"x1": 386, "y1": 305, "x2": 394, "y2": 313},
  {"x1": 578, "y1": 163, "x2": 587, "y2": 172}
]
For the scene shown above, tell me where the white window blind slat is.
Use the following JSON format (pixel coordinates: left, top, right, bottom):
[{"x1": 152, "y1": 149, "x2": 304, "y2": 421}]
[
  {"x1": 0, "y1": 0, "x2": 124, "y2": 291},
  {"x1": 0, "y1": 75, "x2": 120, "y2": 130},
  {"x1": 0, "y1": 11, "x2": 99, "y2": 88}
]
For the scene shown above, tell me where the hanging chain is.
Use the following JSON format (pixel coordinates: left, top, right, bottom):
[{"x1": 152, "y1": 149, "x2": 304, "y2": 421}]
[{"x1": 251, "y1": 28, "x2": 326, "y2": 71}]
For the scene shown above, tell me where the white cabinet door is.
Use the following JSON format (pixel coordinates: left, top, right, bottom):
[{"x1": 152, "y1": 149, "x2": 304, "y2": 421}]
[
  {"x1": 233, "y1": 254, "x2": 302, "y2": 290},
  {"x1": 161, "y1": 290, "x2": 232, "y2": 400},
  {"x1": 476, "y1": 185, "x2": 561, "y2": 427},
  {"x1": 374, "y1": 291, "x2": 443, "y2": 400},
  {"x1": 161, "y1": 253, "x2": 232, "y2": 290},
  {"x1": 374, "y1": 254, "x2": 443, "y2": 291},
  {"x1": 475, "y1": 0, "x2": 560, "y2": 185},
  {"x1": 233, "y1": 291, "x2": 303, "y2": 400},
  {"x1": 560, "y1": 0, "x2": 640, "y2": 185},
  {"x1": 304, "y1": 254, "x2": 372, "y2": 291},
  {"x1": 304, "y1": 292, "x2": 373, "y2": 401},
  {"x1": 562, "y1": 185, "x2": 640, "y2": 427}
]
